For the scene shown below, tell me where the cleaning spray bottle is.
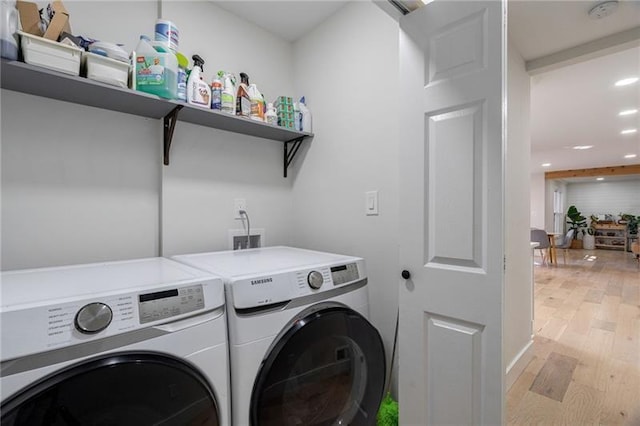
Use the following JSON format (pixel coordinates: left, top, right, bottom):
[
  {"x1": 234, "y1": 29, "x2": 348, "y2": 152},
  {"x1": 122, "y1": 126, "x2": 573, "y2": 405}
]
[
  {"x1": 221, "y1": 72, "x2": 236, "y2": 115},
  {"x1": 187, "y1": 54, "x2": 211, "y2": 108}
]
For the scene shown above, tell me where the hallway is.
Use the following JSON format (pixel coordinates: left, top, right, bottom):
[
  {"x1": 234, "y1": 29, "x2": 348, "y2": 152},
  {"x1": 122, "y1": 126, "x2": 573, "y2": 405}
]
[{"x1": 507, "y1": 249, "x2": 640, "y2": 425}]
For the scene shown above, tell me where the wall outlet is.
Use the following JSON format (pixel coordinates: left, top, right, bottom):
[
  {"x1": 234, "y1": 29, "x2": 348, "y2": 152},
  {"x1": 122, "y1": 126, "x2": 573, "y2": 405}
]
[
  {"x1": 234, "y1": 198, "x2": 246, "y2": 219},
  {"x1": 228, "y1": 228, "x2": 265, "y2": 250}
]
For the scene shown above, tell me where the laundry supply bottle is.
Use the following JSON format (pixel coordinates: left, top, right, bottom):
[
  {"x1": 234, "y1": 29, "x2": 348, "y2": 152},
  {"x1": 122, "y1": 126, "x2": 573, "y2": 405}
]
[
  {"x1": 248, "y1": 83, "x2": 264, "y2": 121},
  {"x1": 135, "y1": 35, "x2": 178, "y2": 99},
  {"x1": 175, "y1": 52, "x2": 188, "y2": 102},
  {"x1": 211, "y1": 72, "x2": 223, "y2": 110},
  {"x1": 221, "y1": 72, "x2": 236, "y2": 115},
  {"x1": 299, "y1": 96, "x2": 312, "y2": 133},
  {"x1": 0, "y1": 0, "x2": 19, "y2": 60},
  {"x1": 187, "y1": 54, "x2": 211, "y2": 108},
  {"x1": 293, "y1": 101, "x2": 301, "y2": 131},
  {"x1": 265, "y1": 102, "x2": 277, "y2": 126},
  {"x1": 236, "y1": 72, "x2": 251, "y2": 118}
]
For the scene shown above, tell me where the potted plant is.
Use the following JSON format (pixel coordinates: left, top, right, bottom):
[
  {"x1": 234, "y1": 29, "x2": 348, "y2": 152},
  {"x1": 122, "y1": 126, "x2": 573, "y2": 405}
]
[
  {"x1": 620, "y1": 213, "x2": 639, "y2": 236},
  {"x1": 566, "y1": 205, "x2": 587, "y2": 249}
]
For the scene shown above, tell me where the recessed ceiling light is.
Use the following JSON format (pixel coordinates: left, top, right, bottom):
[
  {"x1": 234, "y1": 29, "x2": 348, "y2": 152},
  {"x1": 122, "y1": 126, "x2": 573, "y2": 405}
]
[
  {"x1": 624, "y1": 154, "x2": 637, "y2": 159},
  {"x1": 615, "y1": 77, "x2": 639, "y2": 86},
  {"x1": 619, "y1": 109, "x2": 638, "y2": 116},
  {"x1": 621, "y1": 129, "x2": 638, "y2": 135},
  {"x1": 596, "y1": 177, "x2": 605, "y2": 181},
  {"x1": 541, "y1": 163, "x2": 551, "y2": 167},
  {"x1": 572, "y1": 145, "x2": 593, "y2": 150}
]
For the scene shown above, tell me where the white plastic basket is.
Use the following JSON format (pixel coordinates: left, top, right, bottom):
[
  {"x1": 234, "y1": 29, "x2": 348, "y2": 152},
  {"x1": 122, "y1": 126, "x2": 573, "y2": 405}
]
[
  {"x1": 19, "y1": 31, "x2": 82, "y2": 76},
  {"x1": 83, "y1": 51, "x2": 130, "y2": 88}
]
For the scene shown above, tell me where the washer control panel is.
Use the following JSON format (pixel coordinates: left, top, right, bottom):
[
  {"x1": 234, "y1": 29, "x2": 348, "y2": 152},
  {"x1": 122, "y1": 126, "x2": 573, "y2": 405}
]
[
  {"x1": 330, "y1": 263, "x2": 359, "y2": 285},
  {"x1": 139, "y1": 284, "x2": 204, "y2": 324}
]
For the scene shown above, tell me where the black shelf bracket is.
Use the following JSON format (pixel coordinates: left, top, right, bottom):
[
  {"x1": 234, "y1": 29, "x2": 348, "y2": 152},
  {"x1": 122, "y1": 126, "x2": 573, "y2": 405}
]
[
  {"x1": 284, "y1": 137, "x2": 305, "y2": 178},
  {"x1": 163, "y1": 105, "x2": 184, "y2": 166}
]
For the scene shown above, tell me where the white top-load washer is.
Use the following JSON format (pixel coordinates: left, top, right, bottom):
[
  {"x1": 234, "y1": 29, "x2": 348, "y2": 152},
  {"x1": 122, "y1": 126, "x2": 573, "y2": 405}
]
[
  {"x1": 1, "y1": 257, "x2": 230, "y2": 426},
  {"x1": 173, "y1": 246, "x2": 386, "y2": 426}
]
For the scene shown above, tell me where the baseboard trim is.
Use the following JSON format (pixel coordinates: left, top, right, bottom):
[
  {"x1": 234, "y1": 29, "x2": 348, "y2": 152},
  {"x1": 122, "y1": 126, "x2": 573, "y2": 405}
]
[{"x1": 506, "y1": 339, "x2": 534, "y2": 391}]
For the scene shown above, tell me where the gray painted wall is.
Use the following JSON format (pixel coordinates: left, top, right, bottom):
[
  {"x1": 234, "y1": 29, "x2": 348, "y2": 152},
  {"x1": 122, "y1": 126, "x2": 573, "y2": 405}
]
[
  {"x1": 505, "y1": 40, "x2": 533, "y2": 382},
  {"x1": 291, "y1": 1, "x2": 400, "y2": 394}
]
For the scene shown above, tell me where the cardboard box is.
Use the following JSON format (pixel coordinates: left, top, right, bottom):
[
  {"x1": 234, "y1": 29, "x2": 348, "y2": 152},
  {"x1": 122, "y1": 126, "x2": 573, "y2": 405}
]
[
  {"x1": 17, "y1": 0, "x2": 71, "y2": 41},
  {"x1": 16, "y1": 1, "x2": 42, "y2": 36}
]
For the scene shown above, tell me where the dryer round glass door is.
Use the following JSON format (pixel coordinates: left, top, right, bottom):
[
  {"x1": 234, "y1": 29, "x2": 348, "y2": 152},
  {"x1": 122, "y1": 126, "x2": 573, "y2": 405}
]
[
  {"x1": 1, "y1": 352, "x2": 220, "y2": 426},
  {"x1": 251, "y1": 305, "x2": 385, "y2": 426}
]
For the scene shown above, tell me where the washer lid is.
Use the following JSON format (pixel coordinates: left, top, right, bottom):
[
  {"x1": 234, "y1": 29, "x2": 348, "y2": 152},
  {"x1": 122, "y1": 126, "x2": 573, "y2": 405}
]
[
  {"x1": 1, "y1": 257, "x2": 223, "y2": 308},
  {"x1": 173, "y1": 246, "x2": 362, "y2": 278}
]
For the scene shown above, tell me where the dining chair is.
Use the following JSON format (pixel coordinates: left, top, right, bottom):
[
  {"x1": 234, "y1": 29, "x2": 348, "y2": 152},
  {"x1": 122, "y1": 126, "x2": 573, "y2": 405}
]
[
  {"x1": 531, "y1": 228, "x2": 551, "y2": 265},
  {"x1": 556, "y1": 229, "x2": 575, "y2": 265}
]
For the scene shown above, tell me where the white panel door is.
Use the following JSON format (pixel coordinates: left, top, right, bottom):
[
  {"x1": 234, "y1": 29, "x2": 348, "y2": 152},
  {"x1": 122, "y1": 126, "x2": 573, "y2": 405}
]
[{"x1": 398, "y1": 1, "x2": 506, "y2": 425}]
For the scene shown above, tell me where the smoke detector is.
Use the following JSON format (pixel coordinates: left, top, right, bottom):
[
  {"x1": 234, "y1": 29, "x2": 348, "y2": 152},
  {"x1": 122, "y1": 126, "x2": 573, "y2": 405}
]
[{"x1": 588, "y1": 1, "x2": 619, "y2": 19}]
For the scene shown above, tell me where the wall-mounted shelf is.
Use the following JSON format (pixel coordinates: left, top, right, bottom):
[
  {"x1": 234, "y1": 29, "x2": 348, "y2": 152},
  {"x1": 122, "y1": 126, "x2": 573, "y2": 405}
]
[{"x1": 1, "y1": 59, "x2": 313, "y2": 177}]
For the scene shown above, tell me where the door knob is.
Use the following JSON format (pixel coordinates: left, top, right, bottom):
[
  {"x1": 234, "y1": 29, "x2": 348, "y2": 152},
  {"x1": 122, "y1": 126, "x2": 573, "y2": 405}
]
[{"x1": 401, "y1": 270, "x2": 411, "y2": 280}]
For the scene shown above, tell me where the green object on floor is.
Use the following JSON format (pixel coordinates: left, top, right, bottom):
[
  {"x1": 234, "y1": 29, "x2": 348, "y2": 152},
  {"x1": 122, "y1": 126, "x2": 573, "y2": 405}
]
[{"x1": 377, "y1": 392, "x2": 398, "y2": 426}]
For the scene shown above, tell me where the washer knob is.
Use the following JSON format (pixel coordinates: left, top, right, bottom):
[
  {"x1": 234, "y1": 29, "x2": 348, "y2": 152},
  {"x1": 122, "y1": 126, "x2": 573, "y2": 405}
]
[
  {"x1": 307, "y1": 271, "x2": 324, "y2": 290},
  {"x1": 75, "y1": 302, "x2": 112, "y2": 334}
]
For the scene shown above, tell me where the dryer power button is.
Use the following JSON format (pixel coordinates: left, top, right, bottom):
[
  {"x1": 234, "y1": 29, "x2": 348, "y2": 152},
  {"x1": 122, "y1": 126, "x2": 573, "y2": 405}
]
[
  {"x1": 75, "y1": 302, "x2": 113, "y2": 334},
  {"x1": 307, "y1": 271, "x2": 324, "y2": 290}
]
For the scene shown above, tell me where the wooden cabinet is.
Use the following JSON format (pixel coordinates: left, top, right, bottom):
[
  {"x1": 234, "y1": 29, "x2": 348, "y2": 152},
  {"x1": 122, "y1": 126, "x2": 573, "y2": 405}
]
[{"x1": 594, "y1": 224, "x2": 627, "y2": 251}]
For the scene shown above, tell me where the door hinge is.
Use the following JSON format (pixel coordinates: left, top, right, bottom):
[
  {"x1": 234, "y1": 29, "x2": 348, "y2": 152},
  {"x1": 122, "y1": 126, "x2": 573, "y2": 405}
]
[{"x1": 503, "y1": 255, "x2": 506, "y2": 271}]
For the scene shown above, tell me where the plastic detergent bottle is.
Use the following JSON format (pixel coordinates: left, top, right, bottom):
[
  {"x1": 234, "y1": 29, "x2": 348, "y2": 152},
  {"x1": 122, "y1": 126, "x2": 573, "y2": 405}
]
[
  {"x1": 1, "y1": 0, "x2": 19, "y2": 60},
  {"x1": 265, "y1": 103, "x2": 277, "y2": 126},
  {"x1": 211, "y1": 72, "x2": 223, "y2": 110},
  {"x1": 175, "y1": 52, "x2": 188, "y2": 102},
  {"x1": 221, "y1": 72, "x2": 236, "y2": 115},
  {"x1": 135, "y1": 36, "x2": 177, "y2": 99},
  {"x1": 293, "y1": 102, "x2": 301, "y2": 131},
  {"x1": 236, "y1": 72, "x2": 251, "y2": 118},
  {"x1": 187, "y1": 55, "x2": 211, "y2": 108},
  {"x1": 249, "y1": 84, "x2": 264, "y2": 121},
  {"x1": 299, "y1": 97, "x2": 312, "y2": 133}
]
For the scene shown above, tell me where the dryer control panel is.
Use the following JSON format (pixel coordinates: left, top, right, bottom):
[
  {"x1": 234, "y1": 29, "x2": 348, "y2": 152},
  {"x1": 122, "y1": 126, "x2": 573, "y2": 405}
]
[
  {"x1": 231, "y1": 259, "x2": 366, "y2": 309},
  {"x1": 138, "y1": 284, "x2": 204, "y2": 324},
  {"x1": 330, "y1": 263, "x2": 359, "y2": 285}
]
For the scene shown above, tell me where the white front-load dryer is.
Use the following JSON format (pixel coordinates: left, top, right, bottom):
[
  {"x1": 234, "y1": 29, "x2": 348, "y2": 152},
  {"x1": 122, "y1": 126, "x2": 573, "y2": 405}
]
[
  {"x1": 173, "y1": 246, "x2": 386, "y2": 426},
  {"x1": 1, "y1": 257, "x2": 230, "y2": 426}
]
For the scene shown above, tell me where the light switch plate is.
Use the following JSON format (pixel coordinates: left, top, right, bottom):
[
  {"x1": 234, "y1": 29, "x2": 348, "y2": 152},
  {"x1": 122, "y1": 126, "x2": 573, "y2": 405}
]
[{"x1": 365, "y1": 191, "x2": 379, "y2": 216}]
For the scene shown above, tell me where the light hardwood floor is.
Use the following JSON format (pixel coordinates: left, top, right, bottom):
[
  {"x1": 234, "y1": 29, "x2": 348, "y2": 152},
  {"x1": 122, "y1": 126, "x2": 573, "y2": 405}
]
[{"x1": 507, "y1": 248, "x2": 640, "y2": 426}]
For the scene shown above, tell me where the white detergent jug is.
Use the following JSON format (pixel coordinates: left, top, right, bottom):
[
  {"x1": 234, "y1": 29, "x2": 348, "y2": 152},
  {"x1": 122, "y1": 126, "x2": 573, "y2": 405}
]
[{"x1": 1, "y1": 0, "x2": 20, "y2": 60}]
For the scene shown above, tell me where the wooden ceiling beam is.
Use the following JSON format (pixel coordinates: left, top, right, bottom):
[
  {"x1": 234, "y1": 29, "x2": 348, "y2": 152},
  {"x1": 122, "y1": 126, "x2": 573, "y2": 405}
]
[{"x1": 545, "y1": 164, "x2": 640, "y2": 180}]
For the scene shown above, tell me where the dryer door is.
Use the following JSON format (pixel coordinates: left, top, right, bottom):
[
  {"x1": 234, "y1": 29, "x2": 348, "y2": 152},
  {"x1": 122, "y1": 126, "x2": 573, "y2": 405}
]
[
  {"x1": 1, "y1": 352, "x2": 220, "y2": 426},
  {"x1": 251, "y1": 305, "x2": 385, "y2": 426}
]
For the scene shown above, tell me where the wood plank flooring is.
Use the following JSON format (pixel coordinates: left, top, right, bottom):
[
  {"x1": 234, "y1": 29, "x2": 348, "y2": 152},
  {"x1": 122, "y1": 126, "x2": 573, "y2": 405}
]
[{"x1": 507, "y1": 249, "x2": 640, "y2": 426}]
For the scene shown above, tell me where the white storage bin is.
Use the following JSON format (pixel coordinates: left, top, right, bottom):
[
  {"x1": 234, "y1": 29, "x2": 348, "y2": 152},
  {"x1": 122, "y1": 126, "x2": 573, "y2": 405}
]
[
  {"x1": 19, "y1": 31, "x2": 82, "y2": 76},
  {"x1": 83, "y1": 51, "x2": 129, "y2": 88}
]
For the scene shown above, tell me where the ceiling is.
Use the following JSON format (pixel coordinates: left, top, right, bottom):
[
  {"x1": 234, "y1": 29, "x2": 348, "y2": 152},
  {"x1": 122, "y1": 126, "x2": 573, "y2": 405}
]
[
  {"x1": 211, "y1": 1, "x2": 639, "y2": 175},
  {"x1": 213, "y1": 1, "x2": 348, "y2": 42},
  {"x1": 508, "y1": 0, "x2": 640, "y2": 176},
  {"x1": 508, "y1": 0, "x2": 640, "y2": 61}
]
